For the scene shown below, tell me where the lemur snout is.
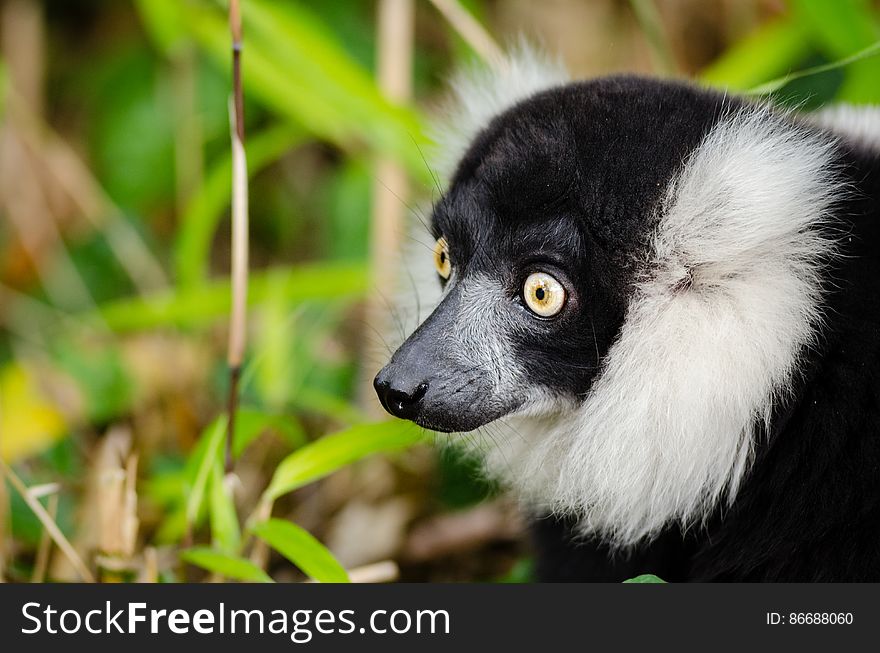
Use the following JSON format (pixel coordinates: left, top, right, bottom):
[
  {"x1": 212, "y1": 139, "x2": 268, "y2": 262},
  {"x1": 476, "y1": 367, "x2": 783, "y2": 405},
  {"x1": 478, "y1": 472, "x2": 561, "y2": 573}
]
[
  {"x1": 374, "y1": 282, "x2": 519, "y2": 433},
  {"x1": 373, "y1": 372, "x2": 428, "y2": 420}
]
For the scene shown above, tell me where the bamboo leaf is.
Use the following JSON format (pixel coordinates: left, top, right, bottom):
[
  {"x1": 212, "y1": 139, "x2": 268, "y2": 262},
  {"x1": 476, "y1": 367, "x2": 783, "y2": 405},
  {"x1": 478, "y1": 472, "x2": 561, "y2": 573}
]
[
  {"x1": 233, "y1": 408, "x2": 306, "y2": 455},
  {"x1": 292, "y1": 387, "x2": 368, "y2": 425},
  {"x1": 185, "y1": 417, "x2": 225, "y2": 527},
  {"x1": 186, "y1": 408, "x2": 305, "y2": 531},
  {"x1": 176, "y1": 0, "x2": 431, "y2": 184},
  {"x1": 263, "y1": 420, "x2": 423, "y2": 502},
  {"x1": 208, "y1": 458, "x2": 240, "y2": 554},
  {"x1": 252, "y1": 518, "x2": 349, "y2": 583},
  {"x1": 181, "y1": 547, "x2": 272, "y2": 582},
  {"x1": 242, "y1": 0, "x2": 426, "y2": 171}
]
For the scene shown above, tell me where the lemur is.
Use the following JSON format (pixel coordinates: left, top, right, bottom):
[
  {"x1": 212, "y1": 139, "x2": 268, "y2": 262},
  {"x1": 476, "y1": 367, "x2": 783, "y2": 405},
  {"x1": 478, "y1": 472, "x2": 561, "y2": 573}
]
[{"x1": 373, "y1": 49, "x2": 880, "y2": 581}]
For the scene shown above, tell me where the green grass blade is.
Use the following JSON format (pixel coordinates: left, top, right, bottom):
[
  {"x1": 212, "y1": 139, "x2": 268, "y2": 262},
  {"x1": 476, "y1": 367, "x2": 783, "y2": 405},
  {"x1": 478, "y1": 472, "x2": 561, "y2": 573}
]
[
  {"x1": 263, "y1": 420, "x2": 424, "y2": 502},
  {"x1": 175, "y1": 124, "x2": 304, "y2": 290},
  {"x1": 134, "y1": 0, "x2": 188, "y2": 54},
  {"x1": 747, "y1": 40, "x2": 880, "y2": 96},
  {"x1": 179, "y1": 0, "x2": 431, "y2": 184},
  {"x1": 233, "y1": 407, "x2": 306, "y2": 456},
  {"x1": 185, "y1": 417, "x2": 225, "y2": 527},
  {"x1": 790, "y1": 0, "x2": 880, "y2": 103},
  {"x1": 95, "y1": 262, "x2": 367, "y2": 331},
  {"x1": 701, "y1": 17, "x2": 811, "y2": 90},
  {"x1": 291, "y1": 387, "x2": 368, "y2": 425},
  {"x1": 791, "y1": 0, "x2": 879, "y2": 55},
  {"x1": 186, "y1": 408, "x2": 302, "y2": 535},
  {"x1": 242, "y1": 0, "x2": 429, "y2": 179},
  {"x1": 623, "y1": 574, "x2": 667, "y2": 583},
  {"x1": 208, "y1": 458, "x2": 240, "y2": 554},
  {"x1": 181, "y1": 547, "x2": 272, "y2": 582},
  {"x1": 252, "y1": 518, "x2": 349, "y2": 583}
]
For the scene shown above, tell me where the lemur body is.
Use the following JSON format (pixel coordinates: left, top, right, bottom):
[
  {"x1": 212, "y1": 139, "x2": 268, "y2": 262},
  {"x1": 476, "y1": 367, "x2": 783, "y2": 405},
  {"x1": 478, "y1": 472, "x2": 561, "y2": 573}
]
[{"x1": 374, "y1": 52, "x2": 880, "y2": 581}]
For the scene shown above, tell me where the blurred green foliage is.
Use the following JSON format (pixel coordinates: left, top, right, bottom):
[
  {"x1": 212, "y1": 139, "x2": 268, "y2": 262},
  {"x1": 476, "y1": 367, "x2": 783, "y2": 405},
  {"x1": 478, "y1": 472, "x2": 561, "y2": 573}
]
[
  {"x1": 1, "y1": 0, "x2": 878, "y2": 583},
  {"x1": 704, "y1": 0, "x2": 880, "y2": 106}
]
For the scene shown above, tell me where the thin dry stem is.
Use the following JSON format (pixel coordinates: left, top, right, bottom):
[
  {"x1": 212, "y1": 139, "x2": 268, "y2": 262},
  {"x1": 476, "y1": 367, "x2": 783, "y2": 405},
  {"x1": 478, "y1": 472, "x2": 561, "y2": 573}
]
[
  {"x1": 303, "y1": 560, "x2": 400, "y2": 584},
  {"x1": 628, "y1": 0, "x2": 678, "y2": 75},
  {"x1": 0, "y1": 128, "x2": 100, "y2": 313},
  {"x1": 347, "y1": 560, "x2": 400, "y2": 584},
  {"x1": 0, "y1": 458, "x2": 95, "y2": 582},
  {"x1": 247, "y1": 497, "x2": 273, "y2": 570},
  {"x1": 139, "y1": 547, "x2": 159, "y2": 583},
  {"x1": 226, "y1": 0, "x2": 249, "y2": 470},
  {"x1": 31, "y1": 492, "x2": 58, "y2": 582},
  {"x1": 2, "y1": 82, "x2": 167, "y2": 293},
  {"x1": 428, "y1": 0, "x2": 507, "y2": 72},
  {"x1": 1, "y1": 0, "x2": 45, "y2": 116},
  {"x1": 26, "y1": 482, "x2": 60, "y2": 499}
]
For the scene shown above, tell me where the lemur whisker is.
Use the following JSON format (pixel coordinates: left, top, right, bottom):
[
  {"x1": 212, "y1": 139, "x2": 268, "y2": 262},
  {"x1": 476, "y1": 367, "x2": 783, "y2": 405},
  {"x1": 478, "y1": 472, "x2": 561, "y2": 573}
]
[
  {"x1": 411, "y1": 133, "x2": 445, "y2": 198},
  {"x1": 364, "y1": 288, "x2": 408, "y2": 346}
]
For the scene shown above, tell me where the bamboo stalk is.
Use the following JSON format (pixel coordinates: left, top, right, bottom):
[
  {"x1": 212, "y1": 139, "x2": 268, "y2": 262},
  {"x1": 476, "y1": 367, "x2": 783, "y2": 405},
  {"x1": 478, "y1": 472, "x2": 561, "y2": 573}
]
[{"x1": 225, "y1": 0, "x2": 248, "y2": 472}]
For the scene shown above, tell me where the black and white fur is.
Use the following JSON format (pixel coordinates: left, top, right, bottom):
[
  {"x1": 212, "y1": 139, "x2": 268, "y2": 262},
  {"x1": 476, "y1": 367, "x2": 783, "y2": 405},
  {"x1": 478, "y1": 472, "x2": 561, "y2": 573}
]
[{"x1": 374, "y1": 49, "x2": 880, "y2": 581}]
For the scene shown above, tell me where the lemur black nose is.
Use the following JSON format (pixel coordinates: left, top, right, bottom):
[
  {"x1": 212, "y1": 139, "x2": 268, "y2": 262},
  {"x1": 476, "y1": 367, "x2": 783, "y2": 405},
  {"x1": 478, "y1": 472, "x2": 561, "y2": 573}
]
[{"x1": 373, "y1": 371, "x2": 428, "y2": 420}]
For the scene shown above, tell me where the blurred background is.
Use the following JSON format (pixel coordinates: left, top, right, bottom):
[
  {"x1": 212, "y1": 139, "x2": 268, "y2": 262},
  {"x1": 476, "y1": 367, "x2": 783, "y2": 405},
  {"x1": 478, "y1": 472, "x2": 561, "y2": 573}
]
[{"x1": 0, "y1": 0, "x2": 878, "y2": 583}]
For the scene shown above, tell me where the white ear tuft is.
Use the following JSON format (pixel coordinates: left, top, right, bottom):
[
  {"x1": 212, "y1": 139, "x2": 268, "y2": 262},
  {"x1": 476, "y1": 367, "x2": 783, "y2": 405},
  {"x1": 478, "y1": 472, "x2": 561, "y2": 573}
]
[{"x1": 430, "y1": 42, "x2": 569, "y2": 181}]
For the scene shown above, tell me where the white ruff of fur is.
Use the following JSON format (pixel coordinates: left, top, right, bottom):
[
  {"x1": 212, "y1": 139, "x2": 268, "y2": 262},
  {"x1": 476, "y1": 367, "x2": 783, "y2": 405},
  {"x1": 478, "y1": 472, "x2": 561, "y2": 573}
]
[
  {"x1": 430, "y1": 43, "x2": 569, "y2": 181},
  {"x1": 811, "y1": 104, "x2": 880, "y2": 152},
  {"x1": 480, "y1": 107, "x2": 842, "y2": 547}
]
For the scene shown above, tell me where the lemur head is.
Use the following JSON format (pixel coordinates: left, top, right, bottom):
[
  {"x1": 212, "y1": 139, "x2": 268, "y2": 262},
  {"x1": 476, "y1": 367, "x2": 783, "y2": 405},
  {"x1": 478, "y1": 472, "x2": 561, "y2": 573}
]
[
  {"x1": 374, "y1": 54, "x2": 842, "y2": 545},
  {"x1": 376, "y1": 77, "x2": 727, "y2": 432}
]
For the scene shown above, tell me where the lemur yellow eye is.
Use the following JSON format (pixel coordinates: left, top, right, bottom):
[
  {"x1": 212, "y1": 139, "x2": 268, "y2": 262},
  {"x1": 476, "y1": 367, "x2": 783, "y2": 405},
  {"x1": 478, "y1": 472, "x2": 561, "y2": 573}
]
[
  {"x1": 523, "y1": 272, "x2": 566, "y2": 317},
  {"x1": 433, "y1": 236, "x2": 451, "y2": 280}
]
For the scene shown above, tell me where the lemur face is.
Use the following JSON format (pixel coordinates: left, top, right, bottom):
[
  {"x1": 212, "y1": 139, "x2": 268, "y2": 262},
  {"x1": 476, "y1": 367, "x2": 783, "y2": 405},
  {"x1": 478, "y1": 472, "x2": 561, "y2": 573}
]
[
  {"x1": 374, "y1": 174, "x2": 613, "y2": 433},
  {"x1": 375, "y1": 78, "x2": 725, "y2": 433}
]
